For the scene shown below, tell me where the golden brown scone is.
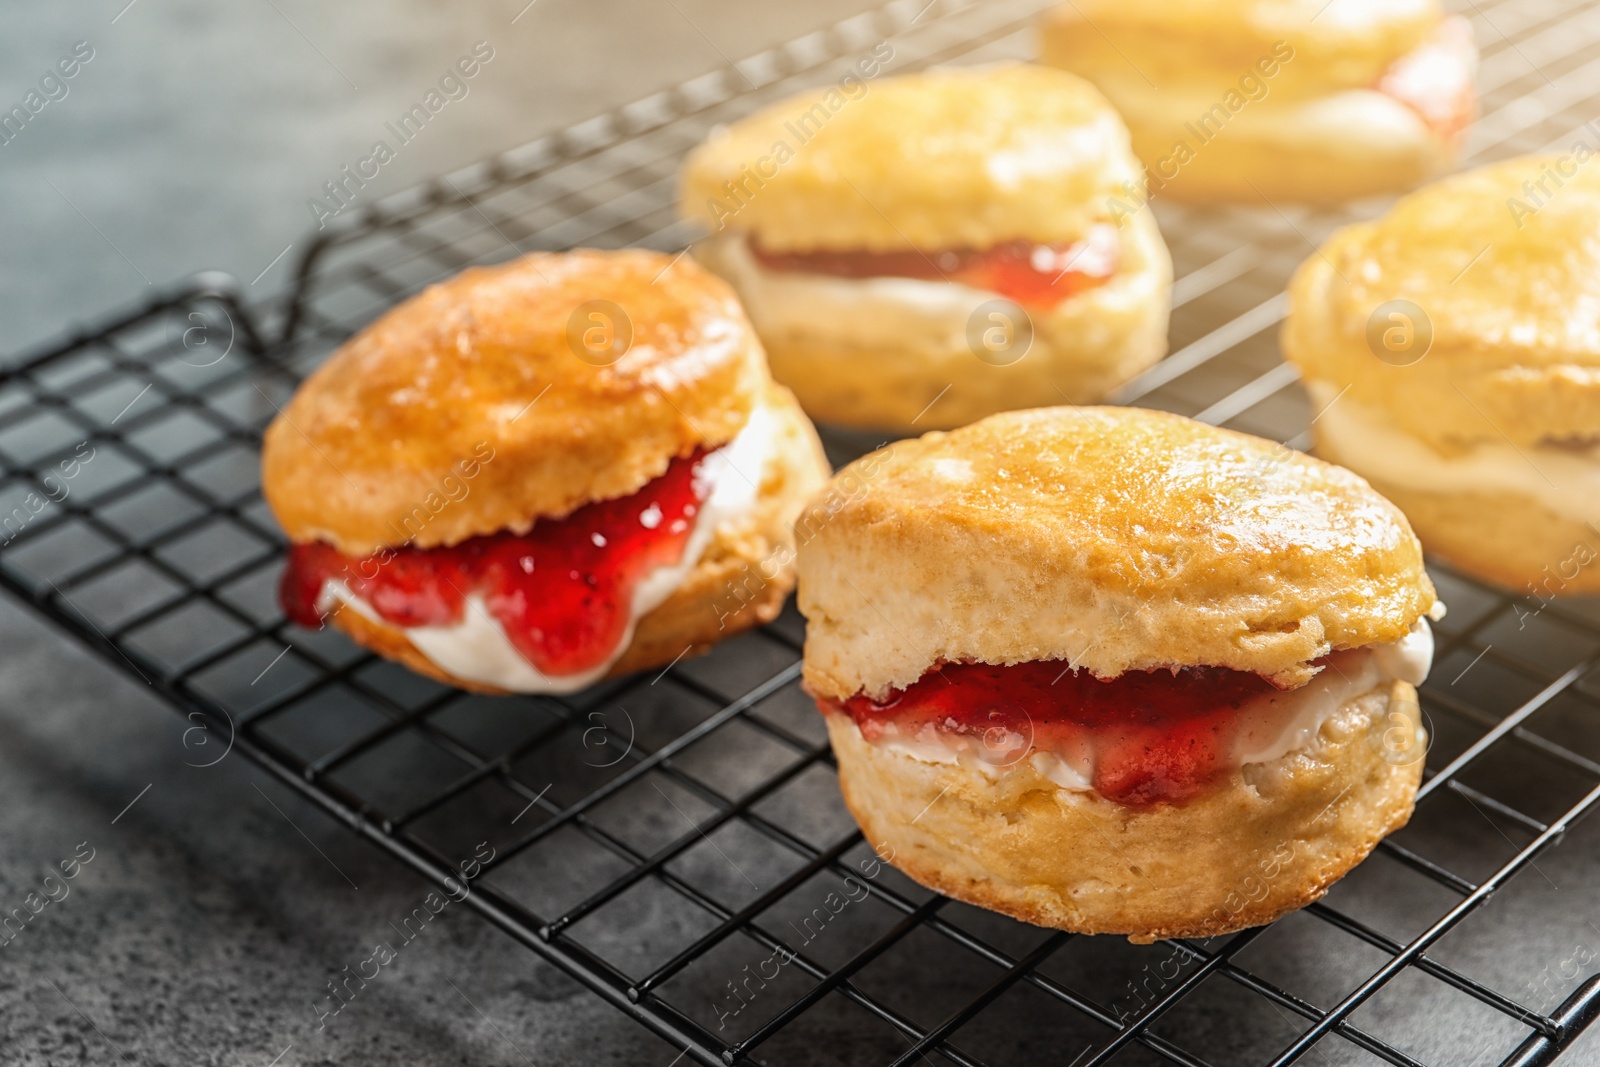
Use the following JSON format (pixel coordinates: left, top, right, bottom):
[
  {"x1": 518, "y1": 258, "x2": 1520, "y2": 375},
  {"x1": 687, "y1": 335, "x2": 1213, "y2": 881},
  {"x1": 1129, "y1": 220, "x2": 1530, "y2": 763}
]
[
  {"x1": 797, "y1": 405, "x2": 1436, "y2": 939},
  {"x1": 262, "y1": 249, "x2": 765, "y2": 558},
  {"x1": 1287, "y1": 156, "x2": 1600, "y2": 449},
  {"x1": 680, "y1": 64, "x2": 1171, "y2": 431},
  {"x1": 1040, "y1": 0, "x2": 1476, "y2": 203},
  {"x1": 264, "y1": 250, "x2": 832, "y2": 692},
  {"x1": 798, "y1": 407, "x2": 1435, "y2": 700},
  {"x1": 681, "y1": 64, "x2": 1139, "y2": 253},
  {"x1": 1284, "y1": 155, "x2": 1600, "y2": 591},
  {"x1": 827, "y1": 685, "x2": 1421, "y2": 942},
  {"x1": 324, "y1": 383, "x2": 828, "y2": 694}
]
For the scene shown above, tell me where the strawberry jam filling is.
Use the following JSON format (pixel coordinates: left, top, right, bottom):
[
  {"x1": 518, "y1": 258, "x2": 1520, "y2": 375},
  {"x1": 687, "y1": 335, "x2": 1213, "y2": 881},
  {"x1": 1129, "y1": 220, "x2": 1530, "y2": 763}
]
[
  {"x1": 749, "y1": 225, "x2": 1118, "y2": 309},
  {"x1": 823, "y1": 654, "x2": 1358, "y2": 808},
  {"x1": 280, "y1": 448, "x2": 712, "y2": 677}
]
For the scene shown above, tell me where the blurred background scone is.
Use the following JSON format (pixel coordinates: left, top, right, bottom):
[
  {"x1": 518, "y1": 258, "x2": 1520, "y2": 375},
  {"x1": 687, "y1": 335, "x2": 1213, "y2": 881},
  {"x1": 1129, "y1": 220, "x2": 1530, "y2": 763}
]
[
  {"x1": 1285, "y1": 155, "x2": 1600, "y2": 594},
  {"x1": 263, "y1": 249, "x2": 830, "y2": 694},
  {"x1": 1040, "y1": 0, "x2": 1476, "y2": 203},
  {"x1": 797, "y1": 406, "x2": 1439, "y2": 941},
  {"x1": 680, "y1": 63, "x2": 1171, "y2": 431}
]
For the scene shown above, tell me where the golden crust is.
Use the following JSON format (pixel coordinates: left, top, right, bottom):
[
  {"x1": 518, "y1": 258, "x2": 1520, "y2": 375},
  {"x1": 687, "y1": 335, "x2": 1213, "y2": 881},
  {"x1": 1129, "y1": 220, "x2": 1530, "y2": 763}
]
[
  {"x1": 826, "y1": 683, "x2": 1421, "y2": 941},
  {"x1": 1317, "y1": 465, "x2": 1600, "y2": 596},
  {"x1": 679, "y1": 64, "x2": 1141, "y2": 252},
  {"x1": 1039, "y1": 0, "x2": 1442, "y2": 98},
  {"x1": 323, "y1": 384, "x2": 829, "y2": 693},
  {"x1": 261, "y1": 250, "x2": 765, "y2": 557},
  {"x1": 695, "y1": 208, "x2": 1171, "y2": 431},
  {"x1": 796, "y1": 407, "x2": 1435, "y2": 701},
  {"x1": 1284, "y1": 155, "x2": 1600, "y2": 451}
]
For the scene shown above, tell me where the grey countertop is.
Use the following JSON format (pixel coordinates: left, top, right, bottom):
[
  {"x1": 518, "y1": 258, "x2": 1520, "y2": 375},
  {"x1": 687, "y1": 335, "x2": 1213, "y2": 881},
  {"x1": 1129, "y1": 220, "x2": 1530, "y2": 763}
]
[{"x1": 0, "y1": 2, "x2": 877, "y2": 1064}]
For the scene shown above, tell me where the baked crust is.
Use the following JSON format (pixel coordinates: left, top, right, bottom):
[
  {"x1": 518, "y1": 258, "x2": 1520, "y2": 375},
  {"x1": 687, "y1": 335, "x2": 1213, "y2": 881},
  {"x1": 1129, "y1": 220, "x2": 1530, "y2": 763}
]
[
  {"x1": 826, "y1": 682, "x2": 1422, "y2": 942},
  {"x1": 679, "y1": 64, "x2": 1142, "y2": 252},
  {"x1": 694, "y1": 207, "x2": 1170, "y2": 430},
  {"x1": 323, "y1": 383, "x2": 829, "y2": 694},
  {"x1": 1284, "y1": 155, "x2": 1600, "y2": 451},
  {"x1": 1039, "y1": 0, "x2": 1442, "y2": 99},
  {"x1": 795, "y1": 406, "x2": 1435, "y2": 701},
  {"x1": 261, "y1": 250, "x2": 766, "y2": 557}
]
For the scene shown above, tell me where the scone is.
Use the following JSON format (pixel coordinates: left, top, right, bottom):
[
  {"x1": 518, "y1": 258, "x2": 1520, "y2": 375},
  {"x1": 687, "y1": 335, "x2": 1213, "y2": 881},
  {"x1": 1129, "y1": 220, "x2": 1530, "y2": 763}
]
[
  {"x1": 263, "y1": 249, "x2": 830, "y2": 694},
  {"x1": 1040, "y1": 0, "x2": 1476, "y2": 203},
  {"x1": 1285, "y1": 154, "x2": 1600, "y2": 594},
  {"x1": 679, "y1": 63, "x2": 1171, "y2": 431},
  {"x1": 796, "y1": 407, "x2": 1439, "y2": 941}
]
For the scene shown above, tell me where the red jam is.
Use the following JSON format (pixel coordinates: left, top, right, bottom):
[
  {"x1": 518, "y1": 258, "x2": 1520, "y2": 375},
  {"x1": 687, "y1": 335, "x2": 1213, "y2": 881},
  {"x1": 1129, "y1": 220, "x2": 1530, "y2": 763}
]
[
  {"x1": 750, "y1": 228, "x2": 1118, "y2": 309},
  {"x1": 823, "y1": 658, "x2": 1342, "y2": 808},
  {"x1": 280, "y1": 449, "x2": 712, "y2": 677}
]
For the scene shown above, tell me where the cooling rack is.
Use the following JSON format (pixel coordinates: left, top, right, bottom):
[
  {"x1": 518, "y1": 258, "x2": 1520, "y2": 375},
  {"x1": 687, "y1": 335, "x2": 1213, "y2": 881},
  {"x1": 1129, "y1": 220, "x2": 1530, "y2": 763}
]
[{"x1": 8, "y1": 0, "x2": 1600, "y2": 1063}]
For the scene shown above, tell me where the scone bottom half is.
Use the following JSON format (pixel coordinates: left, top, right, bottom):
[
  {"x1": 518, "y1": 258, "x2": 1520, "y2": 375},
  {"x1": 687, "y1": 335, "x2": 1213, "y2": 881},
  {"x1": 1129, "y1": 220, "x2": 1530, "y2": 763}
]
[
  {"x1": 794, "y1": 406, "x2": 1441, "y2": 940},
  {"x1": 261, "y1": 250, "x2": 830, "y2": 695}
]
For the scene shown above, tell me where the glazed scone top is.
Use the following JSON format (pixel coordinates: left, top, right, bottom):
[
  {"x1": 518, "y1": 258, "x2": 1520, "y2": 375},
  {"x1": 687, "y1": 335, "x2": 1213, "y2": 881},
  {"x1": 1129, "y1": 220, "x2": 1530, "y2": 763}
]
[
  {"x1": 262, "y1": 250, "x2": 765, "y2": 557},
  {"x1": 1285, "y1": 154, "x2": 1600, "y2": 450},
  {"x1": 680, "y1": 64, "x2": 1140, "y2": 253},
  {"x1": 1042, "y1": 0, "x2": 1442, "y2": 98},
  {"x1": 796, "y1": 407, "x2": 1435, "y2": 702}
]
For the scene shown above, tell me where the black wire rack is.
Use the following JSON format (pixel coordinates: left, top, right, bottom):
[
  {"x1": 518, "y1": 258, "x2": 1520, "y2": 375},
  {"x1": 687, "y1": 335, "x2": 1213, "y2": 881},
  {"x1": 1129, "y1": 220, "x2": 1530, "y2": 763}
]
[{"x1": 9, "y1": 0, "x2": 1600, "y2": 1063}]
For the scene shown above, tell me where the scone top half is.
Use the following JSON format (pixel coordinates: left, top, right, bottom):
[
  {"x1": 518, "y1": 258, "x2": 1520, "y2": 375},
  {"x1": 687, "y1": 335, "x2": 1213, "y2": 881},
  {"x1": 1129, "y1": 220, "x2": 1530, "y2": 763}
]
[
  {"x1": 264, "y1": 249, "x2": 763, "y2": 556},
  {"x1": 1287, "y1": 154, "x2": 1600, "y2": 453},
  {"x1": 682, "y1": 64, "x2": 1137, "y2": 255},
  {"x1": 801, "y1": 406, "x2": 1436, "y2": 698},
  {"x1": 262, "y1": 250, "x2": 828, "y2": 695},
  {"x1": 1042, "y1": 0, "x2": 1462, "y2": 103}
]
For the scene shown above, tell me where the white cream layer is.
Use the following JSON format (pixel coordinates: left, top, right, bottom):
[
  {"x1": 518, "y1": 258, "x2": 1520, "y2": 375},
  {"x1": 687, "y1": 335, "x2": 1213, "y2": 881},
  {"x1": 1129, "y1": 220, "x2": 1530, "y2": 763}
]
[
  {"x1": 1309, "y1": 383, "x2": 1600, "y2": 525},
  {"x1": 868, "y1": 621, "x2": 1434, "y2": 793},
  {"x1": 319, "y1": 404, "x2": 776, "y2": 694}
]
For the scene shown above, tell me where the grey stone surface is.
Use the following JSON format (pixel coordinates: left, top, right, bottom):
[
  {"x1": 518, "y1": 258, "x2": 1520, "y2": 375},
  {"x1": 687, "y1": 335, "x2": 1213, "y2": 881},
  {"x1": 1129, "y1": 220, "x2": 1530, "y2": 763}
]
[{"x1": 0, "y1": 610, "x2": 640, "y2": 1067}]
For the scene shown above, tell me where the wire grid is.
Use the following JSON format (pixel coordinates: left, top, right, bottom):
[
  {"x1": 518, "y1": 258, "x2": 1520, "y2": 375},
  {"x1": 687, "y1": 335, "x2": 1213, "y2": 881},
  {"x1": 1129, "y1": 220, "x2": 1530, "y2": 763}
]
[{"x1": 5, "y1": 0, "x2": 1600, "y2": 1064}]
